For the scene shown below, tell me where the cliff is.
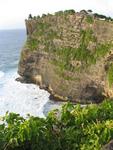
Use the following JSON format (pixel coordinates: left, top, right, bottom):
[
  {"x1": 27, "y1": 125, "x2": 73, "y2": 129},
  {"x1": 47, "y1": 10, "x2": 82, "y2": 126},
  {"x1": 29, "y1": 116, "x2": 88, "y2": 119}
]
[{"x1": 18, "y1": 10, "x2": 113, "y2": 103}]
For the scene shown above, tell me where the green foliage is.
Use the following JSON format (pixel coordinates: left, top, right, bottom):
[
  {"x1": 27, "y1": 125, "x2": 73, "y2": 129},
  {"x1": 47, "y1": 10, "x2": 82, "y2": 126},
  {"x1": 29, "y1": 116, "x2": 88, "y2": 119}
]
[
  {"x1": 64, "y1": 9, "x2": 75, "y2": 15},
  {"x1": 87, "y1": 10, "x2": 93, "y2": 13},
  {"x1": 94, "y1": 13, "x2": 113, "y2": 21},
  {"x1": 80, "y1": 10, "x2": 88, "y2": 14},
  {"x1": 26, "y1": 11, "x2": 113, "y2": 71},
  {"x1": 74, "y1": 29, "x2": 96, "y2": 66},
  {"x1": 86, "y1": 15, "x2": 94, "y2": 24},
  {"x1": 35, "y1": 22, "x2": 51, "y2": 36},
  {"x1": 27, "y1": 10, "x2": 113, "y2": 22},
  {"x1": 27, "y1": 38, "x2": 38, "y2": 51},
  {"x1": 28, "y1": 14, "x2": 32, "y2": 19},
  {"x1": 52, "y1": 29, "x2": 112, "y2": 73},
  {"x1": 42, "y1": 14, "x2": 47, "y2": 18},
  {"x1": 55, "y1": 11, "x2": 64, "y2": 16},
  {"x1": 95, "y1": 43, "x2": 112, "y2": 58},
  {"x1": 107, "y1": 64, "x2": 113, "y2": 87},
  {"x1": 33, "y1": 16, "x2": 37, "y2": 20},
  {"x1": 37, "y1": 15, "x2": 40, "y2": 19},
  {"x1": 1, "y1": 100, "x2": 113, "y2": 149},
  {"x1": 55, "y1": 9, "x2": 75, "y2": 16},
  {"x1": 27, "y1": 22, "x2": 54, "y2": 51}
]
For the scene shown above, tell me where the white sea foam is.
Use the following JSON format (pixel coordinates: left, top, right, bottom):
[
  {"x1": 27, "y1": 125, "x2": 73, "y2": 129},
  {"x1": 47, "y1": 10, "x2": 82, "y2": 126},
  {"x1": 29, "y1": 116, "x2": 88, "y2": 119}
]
[
  {"x1": 0, "y1": 70, "x2": 50, "y2": 118},
  {"x1": 0, "y1": 71, "x2": 4, "y2": 78}
]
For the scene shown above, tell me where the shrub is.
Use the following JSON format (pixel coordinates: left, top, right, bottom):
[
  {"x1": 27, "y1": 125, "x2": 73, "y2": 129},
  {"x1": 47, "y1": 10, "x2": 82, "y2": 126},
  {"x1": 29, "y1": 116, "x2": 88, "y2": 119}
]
[
  {"x1": 42, "y1": 14, "x2": 47, "y2": 18},
  {"x1": 94, "y1": 13, "x2": 113, "y2": 21},
  {"x1": 1, "y1": 100, "x2": 113, "y2": 149},
  {"x1": 37, "y1": 15, "x2": 40, "y2": 19},
  {"x1": 87, "y1": 10, "x2": 93, "y2": 13},
  {"x1": 33, "y1": 16, "x2": 37, "y2": 20},
  {"x1": 64, "y1": 9, "x2": 75, "y2": 15},
  {"x1": 55, "y1": 11, "x2": 64, "y2": 16}
]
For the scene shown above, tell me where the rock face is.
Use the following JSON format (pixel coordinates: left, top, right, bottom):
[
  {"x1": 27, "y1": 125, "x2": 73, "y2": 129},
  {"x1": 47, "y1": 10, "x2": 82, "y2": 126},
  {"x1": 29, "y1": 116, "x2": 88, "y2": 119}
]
[
  {"x1": 18, "y1": 10, "x2": 113, "y2": 103},
  {"x1": 102, "y1": 140, "x2": 113, "y2": 150}
]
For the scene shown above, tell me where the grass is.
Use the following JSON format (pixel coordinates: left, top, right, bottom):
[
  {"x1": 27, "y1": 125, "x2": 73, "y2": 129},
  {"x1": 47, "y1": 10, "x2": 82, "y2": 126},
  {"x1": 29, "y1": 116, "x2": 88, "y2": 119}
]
[
  {"x1": 95, "y1": 43, "x2": 112, "y2": 58},
  {"x1": 26, "y1": 14, "x2": 112, "y2": 75},
  {"x1": 26, "y1": 22, "x2": 113, "y2": 78},
  {"x1": 34, "y1": 22, "x2": 51, "y2": 37},
  {"x1": 27, "y1": 38, "x2": 38, "y2": 51},
  {"x1": 107, "y1": 64, "x2": 113, "y2": 87},
  {"x1": 51, "y1": 29, "x2": 112, "y2": 73},
  {"x1": 86, "y1": 15, "x2": 94, "y2": 24}
]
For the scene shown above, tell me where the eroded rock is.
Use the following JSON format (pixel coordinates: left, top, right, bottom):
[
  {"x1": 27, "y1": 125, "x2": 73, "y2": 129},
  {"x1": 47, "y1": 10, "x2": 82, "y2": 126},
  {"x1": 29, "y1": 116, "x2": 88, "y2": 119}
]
[{"x1": 18, "y1": 10, "x2": 113, "y2": 103}]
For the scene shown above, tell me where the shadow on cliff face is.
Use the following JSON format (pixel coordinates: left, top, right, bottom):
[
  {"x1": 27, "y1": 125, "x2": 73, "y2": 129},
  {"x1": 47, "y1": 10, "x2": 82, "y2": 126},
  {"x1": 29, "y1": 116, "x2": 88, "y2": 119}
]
[{"x1": 80, "y1": 84, "x2": 105, "y2": 103}]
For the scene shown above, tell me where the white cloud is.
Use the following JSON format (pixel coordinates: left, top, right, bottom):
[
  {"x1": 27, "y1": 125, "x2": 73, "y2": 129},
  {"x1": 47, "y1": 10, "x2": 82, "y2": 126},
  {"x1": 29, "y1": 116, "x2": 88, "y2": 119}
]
[{"x1": 0, "y1": 0, "x2": 113, "y2": 29}]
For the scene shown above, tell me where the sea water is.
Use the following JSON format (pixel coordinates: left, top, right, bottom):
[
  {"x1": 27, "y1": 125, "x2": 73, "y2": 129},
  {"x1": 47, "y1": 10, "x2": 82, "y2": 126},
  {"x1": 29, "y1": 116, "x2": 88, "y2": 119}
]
[
  {"x1": 0, "y1": 29, "x2": 62, "y2": 118},
  {"x1": 0, "y1": 30, "x2": 52, "y2": 117}
]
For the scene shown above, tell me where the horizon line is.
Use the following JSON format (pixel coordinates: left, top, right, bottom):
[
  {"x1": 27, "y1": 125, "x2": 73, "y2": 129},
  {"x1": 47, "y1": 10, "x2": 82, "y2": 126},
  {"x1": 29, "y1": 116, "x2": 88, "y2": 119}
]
[{"x1": 0, "y1": 28, "x2": 26, "y2": 31}]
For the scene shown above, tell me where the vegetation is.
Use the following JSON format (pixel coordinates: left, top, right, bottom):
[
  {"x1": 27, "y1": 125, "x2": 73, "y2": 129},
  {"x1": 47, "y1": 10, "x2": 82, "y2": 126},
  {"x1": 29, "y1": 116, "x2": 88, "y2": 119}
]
[
  {"x1": 74, "y1": 34, "x2": 112, "y2": 67},
  {"x1": 55, "y1": 9, "x2": 75, "y2": 16},
  {"x1": 52, "y1": 29, "x2": 112, "y2": 73},
  {"x1": 74, "y1": 29, "x2": 96, "y2": 66},
  {"x1": 95, "y1": 43, "x2": 112, "y2": 58},
  {"x1": 80, "y1": 10, "x2": 88, "y2": 14},
  {"x1": 26, "y1": 10, "x2": 113, "y2": 73},
  {"x1": 55, "y1": 11, "x2": 64, "y2": 16},
  {"x1": 87, "y1": 10, "x2": 93, "y2": 13},
  {"x1": 86, "y1": 15, "x2": 94, "y2": 24},
  {"x1": 27, "y1": 10, "x2": 113, "y2": 22},
  {"x1": 42, "y1": 14, "x2": 47, "y2": 18},
  {"x1": 26, "y1": 14, "x2": 112, "y2": 73},
  {"x1": 63, "y1": 9, "x2": 75, "y2": 15},
  {"x1": 28, "y1": 14, "x2": 33, "y2": 19},
  {"x1": 37, "y1": 15, "x2": 40, "y2": 19},
  {"x1": 27, "y1": 38, "x2": 38, "y2": 51},
  {"x1": 107, "y1": 64, "x2": 113, "y2": 87},
  {"x1": 1, "y1": 100, "x2": 113, "y2": 149},
  {"x1": 28, "y1": 9, "x2": 76, "y2": 20},
  {"x1": 94, "y1": 13, "x2": 113, "y2": 21},
  {"x1": 33, "y1": 22, "x2": 53, "y2": 38}
]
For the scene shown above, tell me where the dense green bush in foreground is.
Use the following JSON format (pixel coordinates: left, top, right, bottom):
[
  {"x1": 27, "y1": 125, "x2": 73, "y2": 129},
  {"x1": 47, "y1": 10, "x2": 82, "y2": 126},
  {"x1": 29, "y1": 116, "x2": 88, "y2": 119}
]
[{"x1": 1, "y1": 100, "x2": 113, "y2": 150}]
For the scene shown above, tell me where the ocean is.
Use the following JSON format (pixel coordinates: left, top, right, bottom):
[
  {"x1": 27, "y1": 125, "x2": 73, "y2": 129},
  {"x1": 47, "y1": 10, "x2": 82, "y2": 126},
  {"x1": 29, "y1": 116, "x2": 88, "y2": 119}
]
[{"x1": 0, "y1": 29, "x2": 62, "y2": 118}]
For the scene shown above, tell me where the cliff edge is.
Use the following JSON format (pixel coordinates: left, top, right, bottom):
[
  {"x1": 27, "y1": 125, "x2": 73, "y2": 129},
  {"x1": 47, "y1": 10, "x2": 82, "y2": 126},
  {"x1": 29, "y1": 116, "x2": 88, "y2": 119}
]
[{"x1": 18, "y1": 10, "x2": 113, "y2": 103}]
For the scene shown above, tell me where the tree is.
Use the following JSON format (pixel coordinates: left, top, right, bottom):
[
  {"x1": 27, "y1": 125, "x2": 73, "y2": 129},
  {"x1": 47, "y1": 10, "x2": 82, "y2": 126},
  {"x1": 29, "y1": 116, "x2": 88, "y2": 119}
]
[
  {"x1": 33, "y1": 16, "x2": 37, "y2": 20},
  {"x1": 42, "y1": 14, "x2": 47, "y2": 17},
  {"x1": 87, "y1": 9, "x2": 93, "y2": 13},
  {"x1": 37, "y1": 15, "x2": 40, "y2": 19},
  {"x1": 64, "y1": 9, "x2": 75, "y2": 15},
  {"x1": 28, "y1": 14, "x2": 33, "y2": 19}
]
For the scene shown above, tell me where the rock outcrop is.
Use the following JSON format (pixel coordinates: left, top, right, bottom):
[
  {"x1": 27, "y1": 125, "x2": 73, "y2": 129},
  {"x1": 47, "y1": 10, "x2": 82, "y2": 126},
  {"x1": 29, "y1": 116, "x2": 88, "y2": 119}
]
[
  {"x1": 102, "y1": 140, "x2": 113, "y2": 150},
  {"x1": 18, "y1": 10, "x2": 113, "y2": 103}
]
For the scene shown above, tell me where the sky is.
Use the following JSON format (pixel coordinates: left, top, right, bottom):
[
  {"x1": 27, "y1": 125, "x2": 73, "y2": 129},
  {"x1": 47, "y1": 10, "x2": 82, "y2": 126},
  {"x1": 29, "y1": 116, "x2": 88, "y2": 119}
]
[{"x1": 0, "y1": 0, "x2": 113, "y2": 29}]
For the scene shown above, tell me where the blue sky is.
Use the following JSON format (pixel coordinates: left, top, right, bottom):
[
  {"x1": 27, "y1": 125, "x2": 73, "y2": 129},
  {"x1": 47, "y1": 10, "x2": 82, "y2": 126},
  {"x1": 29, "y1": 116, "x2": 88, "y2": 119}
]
[{"x1": 0, "y1": 0, "x2": 113, "y2": 29}]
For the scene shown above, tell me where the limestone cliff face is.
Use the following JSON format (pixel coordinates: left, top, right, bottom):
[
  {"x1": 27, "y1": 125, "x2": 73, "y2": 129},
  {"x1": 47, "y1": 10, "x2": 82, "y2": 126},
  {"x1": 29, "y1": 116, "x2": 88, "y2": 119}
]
[{"x1": 18, "y1": 10, "x2": 113, "y2": 103}]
